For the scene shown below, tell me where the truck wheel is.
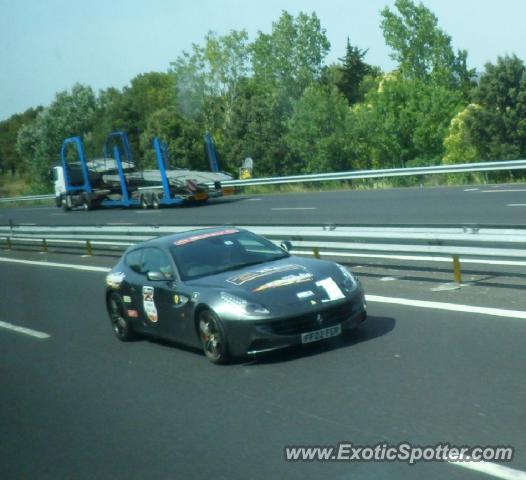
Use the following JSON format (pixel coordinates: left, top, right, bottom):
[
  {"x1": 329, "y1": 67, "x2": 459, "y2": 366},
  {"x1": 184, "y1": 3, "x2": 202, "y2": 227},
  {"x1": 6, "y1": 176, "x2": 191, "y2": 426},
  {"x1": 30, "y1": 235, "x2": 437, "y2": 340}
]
[
  {"x1": 140, "y1": 194, "x2": 149, "y2": 209},
  {"x1": 151, "y1": 194, "x2": 160, "y2": 209},
  {"x1": 55, "y1": 195, "x2": 62, "y2": 208},
  {"x1": 62, "y1": 196, "x2": 71, "y2": 211},
  {"x1": 82, "y1": 193, "x2": 93, "y2": 211}
]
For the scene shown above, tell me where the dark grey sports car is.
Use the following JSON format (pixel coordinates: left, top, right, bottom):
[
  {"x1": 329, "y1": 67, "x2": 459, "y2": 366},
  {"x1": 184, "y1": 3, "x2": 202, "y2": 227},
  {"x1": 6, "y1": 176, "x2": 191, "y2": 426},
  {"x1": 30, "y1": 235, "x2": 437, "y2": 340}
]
[{"x1": 105, "y1": 227, "x2": 367, "y2": 363}]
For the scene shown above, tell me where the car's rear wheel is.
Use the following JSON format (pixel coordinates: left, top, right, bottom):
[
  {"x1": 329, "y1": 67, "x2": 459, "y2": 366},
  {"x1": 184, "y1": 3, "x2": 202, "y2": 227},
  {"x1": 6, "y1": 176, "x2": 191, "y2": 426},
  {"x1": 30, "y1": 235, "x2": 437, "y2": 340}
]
[
  {"x1": 108, "y1": 293, "x2": 135, "y2": 341},
  {"x1": 198, "y1": 310, "x2": 229, "y2": 364}
]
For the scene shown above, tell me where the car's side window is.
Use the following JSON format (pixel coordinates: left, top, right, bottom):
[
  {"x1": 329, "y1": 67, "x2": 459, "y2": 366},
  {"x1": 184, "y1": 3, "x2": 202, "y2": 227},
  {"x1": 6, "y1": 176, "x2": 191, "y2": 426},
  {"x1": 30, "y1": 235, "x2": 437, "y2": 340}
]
[
  {"x1": 142, "y1": 248, "x2": 174, "y2": 279},
  {"x1": 125, "y1": 249, "x2": 143, "y2": 274}
]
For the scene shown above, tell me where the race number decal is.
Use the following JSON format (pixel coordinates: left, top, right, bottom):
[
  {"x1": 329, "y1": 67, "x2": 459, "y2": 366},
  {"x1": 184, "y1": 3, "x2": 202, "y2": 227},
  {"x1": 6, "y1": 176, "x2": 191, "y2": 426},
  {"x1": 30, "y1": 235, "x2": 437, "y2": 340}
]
[{"x1": 142, "y1": 286, "x2": 158, "y2": 323}]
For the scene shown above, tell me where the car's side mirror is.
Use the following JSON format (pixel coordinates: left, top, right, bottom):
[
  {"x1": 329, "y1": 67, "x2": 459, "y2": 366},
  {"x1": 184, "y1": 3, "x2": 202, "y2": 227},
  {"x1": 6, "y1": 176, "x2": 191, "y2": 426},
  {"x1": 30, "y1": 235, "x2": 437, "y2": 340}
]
[
  {"x1": 280, "y1": 240, "x2": 292, "y2": 252},
  {"x1": 147, "y1": 271, "x2": 167, "y2": 281}
]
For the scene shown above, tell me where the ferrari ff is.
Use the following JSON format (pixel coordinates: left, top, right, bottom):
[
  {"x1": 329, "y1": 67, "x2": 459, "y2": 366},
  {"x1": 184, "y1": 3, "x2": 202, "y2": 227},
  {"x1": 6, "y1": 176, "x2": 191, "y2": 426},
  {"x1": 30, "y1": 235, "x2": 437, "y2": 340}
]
[{"x1": 105, "y1": 227, "x2": 367, "y2": 363}]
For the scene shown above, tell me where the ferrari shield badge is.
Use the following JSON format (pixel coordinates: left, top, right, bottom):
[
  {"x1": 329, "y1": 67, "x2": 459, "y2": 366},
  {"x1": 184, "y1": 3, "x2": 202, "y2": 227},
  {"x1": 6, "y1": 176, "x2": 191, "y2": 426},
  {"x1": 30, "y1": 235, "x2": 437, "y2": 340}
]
[{"x1": 142, "y1": 286, "x2": 158, "y2": 323}]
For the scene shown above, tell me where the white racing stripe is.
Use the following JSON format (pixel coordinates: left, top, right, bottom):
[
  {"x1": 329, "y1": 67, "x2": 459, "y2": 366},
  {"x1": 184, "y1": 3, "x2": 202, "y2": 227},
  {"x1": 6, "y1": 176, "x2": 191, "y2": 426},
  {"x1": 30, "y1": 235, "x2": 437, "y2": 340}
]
[
  {"x1": 449, "y1": 460, "x2": 526, "y2": 480},
  {"x1": 366, "y1": 294, "x2": 526, "y2": 319},
  {"x1": 0, "y1": 320, "x2": 50, "y2": 339},
  {"x1": 0, "y1": 256, "x2": 110, "y2": 272}
]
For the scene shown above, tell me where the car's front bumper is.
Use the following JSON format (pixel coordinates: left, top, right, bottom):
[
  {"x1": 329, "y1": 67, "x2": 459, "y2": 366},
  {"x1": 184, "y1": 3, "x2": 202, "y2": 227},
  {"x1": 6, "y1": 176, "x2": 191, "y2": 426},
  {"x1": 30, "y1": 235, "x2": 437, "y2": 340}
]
[{"x1": 223, "y1": 289, "x2": 367, "y2": 357}]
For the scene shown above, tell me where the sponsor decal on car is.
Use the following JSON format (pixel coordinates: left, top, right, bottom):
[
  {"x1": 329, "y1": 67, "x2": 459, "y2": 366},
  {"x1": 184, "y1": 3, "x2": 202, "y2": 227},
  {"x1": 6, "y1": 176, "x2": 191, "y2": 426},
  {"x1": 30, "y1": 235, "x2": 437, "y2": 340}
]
[
  {"x1": 123, "y1": 295, "x2": 132, "y2": 304},
  {"x1": 174, "y1": 229, "x2": 239, "y2": 246},
  {"x1": 253, "y1": 272, "x2": 313, "y2": 293},
  {"x1": 105, "y1": 271, "x2": 125, "y2": 288},
  {"x1": 142, "y1": 286, "x2": 158, "y2": 323},
  {"x1": 127, "y1": 309, "x2": 139, "y2": 318},
  {"x1": 297, "y1": 290, "x2": 315, "y2": 299},
  {"x1": 227, "y1": 264, "x2": 306, "y2": 286},
  {"x1": 316, "y1": 277, "x2": 345, "y2": 302}
]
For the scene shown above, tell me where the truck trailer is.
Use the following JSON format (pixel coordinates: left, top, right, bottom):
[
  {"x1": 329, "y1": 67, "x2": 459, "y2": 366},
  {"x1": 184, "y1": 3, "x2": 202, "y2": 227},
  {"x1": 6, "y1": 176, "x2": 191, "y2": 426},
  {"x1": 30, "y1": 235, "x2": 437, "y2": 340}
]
[{"x1": 52, "y1": 132, "x2": 233, "y2": 211}]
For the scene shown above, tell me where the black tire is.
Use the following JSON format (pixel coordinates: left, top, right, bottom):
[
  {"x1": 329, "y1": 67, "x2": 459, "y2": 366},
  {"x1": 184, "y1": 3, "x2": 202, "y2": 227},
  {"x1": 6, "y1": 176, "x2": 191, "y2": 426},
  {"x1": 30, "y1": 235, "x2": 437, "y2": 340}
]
[
  {"x1": 140, "y1": 194, "x2": 149, "y2": 209},
  {"x1": 55, "y1": 195, "x2": 62, "y2": 208},
  {"x1": 81, "y1": 193, "x2": 93, "y2": 211},
  {"x1": 62, "y1": 196, "x2": 71, "y2": 211},
  {"x1": 151, "y1": 193, "x2": 160, "y2": 209},
  {"x1": 198, "y1": 310, "x2": 229, "y2": 364},
  {"x1": 108, "y1": 292, "x2": 136, "y2": 341}
]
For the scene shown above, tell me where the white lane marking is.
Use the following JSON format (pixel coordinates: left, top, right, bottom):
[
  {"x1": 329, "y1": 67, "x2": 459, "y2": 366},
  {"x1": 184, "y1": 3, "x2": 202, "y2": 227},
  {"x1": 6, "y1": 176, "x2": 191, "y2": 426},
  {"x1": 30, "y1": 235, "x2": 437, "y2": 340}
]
[
  {"x1": 134, "y1": 210, "x2": 162, "y2": 214},
  {"x1": 245, "y1": 198, "x2": 262, "y2": 201},
  {"x1": 293, "y1": 250, "x2": 526, "y2": 267},
  {"x1": 479, "y1": 189, "x2": 526, "y2": 193},
  {"x1": 271, "y1": 207, "x2": 317, "y2": 211},
  {"x1": 449, "y1": 460, "x2": 526, "y2": 480},
  {"x1": 366, "y1": 295, "x2": 526, "y2": 319},
  {"x1": 0, "y1": 257, "x2": 110, "y2": 272},
  {"x1": 507, "y1": 204, "x2": 526, "y2": 207},
  {"x1": 106, "y1": 222, "x2": 137, "y2": 225},
  {"x1": 0, "y1": 320, "x2": 50, "y2": 339},
  {"x1": 464, "y1": 188, "x2": 479, "y2": 191},
  {"x1": 379, "y1": 276, "x2": 397, "y2": 282},
  {"x1": 2, "y1": 256, "x2": 526, "y2": 320}
]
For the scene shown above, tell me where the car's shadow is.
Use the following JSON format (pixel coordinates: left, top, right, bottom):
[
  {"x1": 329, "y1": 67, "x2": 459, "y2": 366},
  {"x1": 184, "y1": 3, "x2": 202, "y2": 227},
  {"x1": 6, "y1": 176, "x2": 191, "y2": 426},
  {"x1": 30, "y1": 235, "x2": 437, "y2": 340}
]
[
  {"x1": 139, "y1": 315, "x2": 395, "y2": 365},
  {"x1": 239, "y1": 315, "x2": 396, "y2": 366}
]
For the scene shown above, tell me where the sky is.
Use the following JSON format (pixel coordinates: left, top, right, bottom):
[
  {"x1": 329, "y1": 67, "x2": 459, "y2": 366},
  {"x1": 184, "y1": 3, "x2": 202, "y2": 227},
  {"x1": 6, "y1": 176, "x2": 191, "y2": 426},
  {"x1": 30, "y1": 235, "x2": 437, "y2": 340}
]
[{"x1": 1, "y1": 0, "x2": 526, "y2": 121}]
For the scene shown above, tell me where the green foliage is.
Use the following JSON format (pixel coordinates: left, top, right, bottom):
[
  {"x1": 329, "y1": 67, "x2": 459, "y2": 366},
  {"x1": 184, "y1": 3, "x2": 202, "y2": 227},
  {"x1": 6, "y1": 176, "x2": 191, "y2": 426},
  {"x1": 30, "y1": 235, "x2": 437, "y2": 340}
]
[
  {"x1": 336, "y1": 38, "x2": 378, "y2": 104},
  {"x1": 251, "y1": 11, "x2": 330, "y2": 100},
  {"x1": 466, "y1": 55, "x2": 526, "y2": 160},
  {"x1": 3, "y1": 4, "x2": 526, "y2": 196},
  {"x1": 285, "y1": 84, "x2": 350, "y2": 173},
  {"x1": 381, "y1": 0, "x2": 475, "y2": 95},
  {"x1": 348, "y1": 75, "x2": 465, "y2": 169},
  {"x1": 16, "y1": 84, "x2": 98, "y2": 188},
  {"x1": 0, "y1": 107, "x2": 42, "y2": 176}
]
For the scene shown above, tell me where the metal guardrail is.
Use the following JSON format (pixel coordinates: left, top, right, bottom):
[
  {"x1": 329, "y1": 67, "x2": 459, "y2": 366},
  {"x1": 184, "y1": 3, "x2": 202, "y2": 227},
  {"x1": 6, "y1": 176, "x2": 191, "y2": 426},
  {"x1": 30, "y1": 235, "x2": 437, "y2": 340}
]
[
  {"x1": 1, "y1": 223, "x2": 526, "y2": 282},
  {"x1": 0, "y1": 194, "x2": 54, "y2": 204},
  {"x1": 1, "y1": 158, "x2": 526, "y2": 203},
  {"x1": 217, "y1": 159, "x2": 526, "y2": 187}
]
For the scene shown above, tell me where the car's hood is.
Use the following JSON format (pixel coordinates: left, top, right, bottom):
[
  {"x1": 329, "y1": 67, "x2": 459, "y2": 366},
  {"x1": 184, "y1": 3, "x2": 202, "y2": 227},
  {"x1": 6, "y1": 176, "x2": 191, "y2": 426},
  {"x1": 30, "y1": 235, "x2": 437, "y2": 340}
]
[{"x1": 185, "y1": 256, "x2": 348, "y2": 308}]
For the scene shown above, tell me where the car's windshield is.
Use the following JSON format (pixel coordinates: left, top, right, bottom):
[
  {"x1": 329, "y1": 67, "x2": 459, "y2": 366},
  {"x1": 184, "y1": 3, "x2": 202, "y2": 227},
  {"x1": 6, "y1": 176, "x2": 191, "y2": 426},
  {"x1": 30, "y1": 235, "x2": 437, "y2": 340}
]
[{"x1": 170, "y1": 230, "x2": 289, "y2": 281}]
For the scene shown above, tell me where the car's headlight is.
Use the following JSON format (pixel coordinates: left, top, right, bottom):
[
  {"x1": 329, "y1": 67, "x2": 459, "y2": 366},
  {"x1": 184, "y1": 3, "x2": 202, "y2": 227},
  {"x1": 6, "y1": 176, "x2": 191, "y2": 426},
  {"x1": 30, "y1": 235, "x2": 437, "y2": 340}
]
[
  {"x1": 220, "y1": 292, "x2": 270, "y2": 316},
  {"x1": 336, "y1": 264, "x2": 358, "y2": 291}
]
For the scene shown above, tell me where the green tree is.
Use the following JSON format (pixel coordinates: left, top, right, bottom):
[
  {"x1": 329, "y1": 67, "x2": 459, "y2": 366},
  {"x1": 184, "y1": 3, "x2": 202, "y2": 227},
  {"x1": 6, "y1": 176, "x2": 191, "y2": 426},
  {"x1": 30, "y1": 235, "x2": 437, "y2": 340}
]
[
  {"x1": 16, "y1": 84, "x2": 98, "y2": 189},
  {"x1": 336, "y1": 38, "x2": 377, "y2": 104},
  {"x1": 381, "y1": 0, "x2": 475, "y2": 94},
  {"x1": 251, "y1": 11, "x2": 330, "y2": 100},
  {"x1": 0, "y1": 107, "x2": 42, "y2": 176},
  {"x1": 285, "y1": 84, "x2": 350, "y2": 173},
  {"x1": 349, "y1": 74, "x2": 464, "y2": 169},
  {"x1": 466, "y1": 55, "x2": 526, "y2": 160},
  {"x1": 139, "y1": 107, "x2": 206, "y2": 170},
  {"x1": 170, "y1": 29, "x2": 250, "y2": 134}
]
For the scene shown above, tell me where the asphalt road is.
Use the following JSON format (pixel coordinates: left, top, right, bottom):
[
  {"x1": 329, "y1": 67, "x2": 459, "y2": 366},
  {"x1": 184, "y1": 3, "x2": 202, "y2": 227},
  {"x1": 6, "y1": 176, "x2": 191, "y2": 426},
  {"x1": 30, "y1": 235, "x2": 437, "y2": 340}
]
[
  {"x1": 1, "y1": 253, "x2": 525, "y2": 479},
  {"x1": 2, "y1": 183, "x2": 526, "y2": 227}
]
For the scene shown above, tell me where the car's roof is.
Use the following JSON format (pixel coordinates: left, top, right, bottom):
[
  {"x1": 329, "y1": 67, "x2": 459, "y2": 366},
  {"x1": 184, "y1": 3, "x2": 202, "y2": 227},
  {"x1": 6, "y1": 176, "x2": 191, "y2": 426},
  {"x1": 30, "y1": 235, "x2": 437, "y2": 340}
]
[{"x1": 130, "y1": 226, "x2": 246, "y2": 250}]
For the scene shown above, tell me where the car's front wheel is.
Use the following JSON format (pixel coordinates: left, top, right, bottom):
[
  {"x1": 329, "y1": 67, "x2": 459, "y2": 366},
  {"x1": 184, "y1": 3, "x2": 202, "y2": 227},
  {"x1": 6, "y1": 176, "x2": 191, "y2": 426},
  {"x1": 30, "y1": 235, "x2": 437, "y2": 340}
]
[
  {"x1": 198, "y1": 310, "x2": 229, "y2": 364},
  {"x1": 108, "y1": 293, "x2": 135, "y2": 341}
]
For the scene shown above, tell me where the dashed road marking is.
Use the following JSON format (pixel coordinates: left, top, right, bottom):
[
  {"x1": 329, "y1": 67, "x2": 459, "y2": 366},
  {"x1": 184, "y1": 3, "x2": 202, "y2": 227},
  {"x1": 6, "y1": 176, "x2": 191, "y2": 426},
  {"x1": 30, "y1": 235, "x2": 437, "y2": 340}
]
[
  {"x1": 271, "y1": 207, "x2": 317, "y2": 211},
  {"x1": 449, "y1": 459, "x2": 526, "y2": 480},
  {"x1": 0, "y1": 320, "x2": 50, "y2": 339}
]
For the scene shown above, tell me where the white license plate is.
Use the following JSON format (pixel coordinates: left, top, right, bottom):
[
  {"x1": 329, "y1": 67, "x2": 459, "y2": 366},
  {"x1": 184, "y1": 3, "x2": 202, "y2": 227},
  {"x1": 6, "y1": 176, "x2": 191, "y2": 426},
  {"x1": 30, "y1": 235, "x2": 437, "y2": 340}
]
[{"x1": 301, "y1": 324, "x2": 342, "y2": 344}]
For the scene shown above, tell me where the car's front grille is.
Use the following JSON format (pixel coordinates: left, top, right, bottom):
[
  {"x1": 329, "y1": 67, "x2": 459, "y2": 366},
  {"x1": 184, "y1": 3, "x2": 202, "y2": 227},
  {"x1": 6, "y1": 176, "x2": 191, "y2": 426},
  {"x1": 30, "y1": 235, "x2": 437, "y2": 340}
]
[{"x1": 263, "y1": 302, "x2": 355, "y2": 335}]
